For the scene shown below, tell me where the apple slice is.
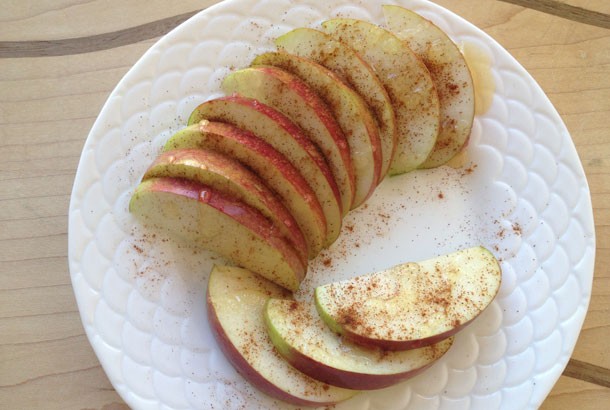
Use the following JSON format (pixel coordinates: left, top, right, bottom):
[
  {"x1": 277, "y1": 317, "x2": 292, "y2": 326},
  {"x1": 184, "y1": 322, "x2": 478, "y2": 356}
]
[
  {"x1": 264, "y1": 298, "x2": 453, "y2": 390},
  {"x1": 142, "y1": 148, "x2": 308, "y2": 264},
  {"x1": 207, "y1": 265, "x2": 358, "y2": 406},
  {"x1": 315, "y1": 246, "x2": 502, "y2": 350},
  {"x1": 322, "y1": 18, "x2": 440, "y2": 175},
  {"x1": 129, "y1": 177, "x2": 306, "y2": 291},
  {"x1": 163, "y1": 122, "x2": 326, "y2": 259},
  {"x1": 188, "y1": 96, "x2": 342, "y2": 248},
  {"x1": 251, "y1": 52, "x2": 382, "y2": 209},
  {"x1": 383, "y1": 5, "x2": 475, "y2": 168},
  {"x1": 222, "y1": 66, "x2": 355, "y2": 214},
  {"x1": 275, "y1": 28, "x2": 396, "y2": 179}
]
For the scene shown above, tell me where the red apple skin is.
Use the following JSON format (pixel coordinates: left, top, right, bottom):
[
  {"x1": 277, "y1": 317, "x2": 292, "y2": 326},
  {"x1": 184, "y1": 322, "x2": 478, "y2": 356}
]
[
  {"x1": 206, "y1": 289, "x2": 352, "y2": 406},
  {"x1": 338, "y1": 316, "x2": 476, "y2": 351},
  {"x1": 164, "y1": 121, "x2": 327, "y2": 259},
  {"x1": 189, "y1": 95, "x2": 343, "y2": 246},
  {"x1": 207, "y1": 295, "x2": 350, "y2": 407},
  {"x1": 252, "y1": 52, "x2": 383, "y2": 209},
  {"x1": 264, "y1": 297, "x2": 454, "y2": 390},
  {"x1": 224, "y1": 66, "x2": 356, "y2": 214},
  {"x1": 135, "y1": 177, "x2": 306, "y2": 289},
  {"x1": 189, "y1": 96, "x2": 342, "y2": 212},
  {"x1": 273, "y1": 336, "x2": 452, "y2": 390},
  {"x1": 143, "y1": 148, "x2": 308, "y2": 265}
]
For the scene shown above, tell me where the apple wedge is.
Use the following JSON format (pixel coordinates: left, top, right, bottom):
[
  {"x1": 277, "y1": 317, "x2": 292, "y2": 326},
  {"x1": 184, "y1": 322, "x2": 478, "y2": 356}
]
[
  {"x1": 383, "y1": 5, "x2": 475, "y2": 168},
  {"x1": 163, "y1": 122, "x2": 326, "y2": 259},
  {"x1": 264, "y1": 298, "x2": 453, "y2": 390},
  {"x1": 129, "y1": 177, "x2": 306, "y2": 291},
  {"x1": 222, "y1": 66, "x2": 355, "y2": 214},
  {"x1": 142, "y1": 148, "x2": 308, "y2": 264},
  {"x1": 315, "y1": 246, "x2": 502, "y2": 350},
  {"x1": 188, "y1": 96, "x2": 342, "y2": 248},
  {"x1": 207, "y1": 265, "x2": 358, "y2": 406},
  {"x1": 322, "y1": 18, "x2": 440, "y2": 175},
  {"x1": 251, "y1": 52, "x2": 382, "y2": 209}
]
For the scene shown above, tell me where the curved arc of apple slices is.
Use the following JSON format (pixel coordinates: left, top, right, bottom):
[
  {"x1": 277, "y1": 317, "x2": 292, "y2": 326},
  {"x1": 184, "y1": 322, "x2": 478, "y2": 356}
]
[
  {"x1": 321, "y1": 18, "x2": 441, "y2": 175},
  {"x1": 142, "y1": 148, "x2": 308, "y2": 265},
  {"x1": 189, "y1": 95, "x2": 343, "y2": 248},
  {"x1": 251, "y1": 51, "x2": 383, "y2": 209},
  {"x1": 163, "y1": 122, "x2": 327, "y2": 260},
  {"x1": 264, "y1": 298, "x2": 453, "y2": 390},
  {"x1": 315, "y1": 246, "x2": 502, "y2": 350},
  {"x1": 129, "y1": 177, "x2": 306, "y2": 291},
  {"x1": 275, "y1": 27, "x2": 397, "y2": 180},
  {"x1": 207, "y1": 265, "x2": 358, "y2": 406},
  {"x1": 222, "y1": 66, "x2": 356, "y2": 214},
  {"x1": 383, "y1": 5, "x2": 475, "y2": 169}
]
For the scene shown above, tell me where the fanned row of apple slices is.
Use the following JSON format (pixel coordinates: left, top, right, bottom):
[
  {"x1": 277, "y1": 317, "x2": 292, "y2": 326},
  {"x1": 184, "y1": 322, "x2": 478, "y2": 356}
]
[
  {"x1": 129, "y1": 6, "x2": 475, "y2": 292},
  {"x1": 207, "y1": 247, "x2": 501, "y2": 406}
]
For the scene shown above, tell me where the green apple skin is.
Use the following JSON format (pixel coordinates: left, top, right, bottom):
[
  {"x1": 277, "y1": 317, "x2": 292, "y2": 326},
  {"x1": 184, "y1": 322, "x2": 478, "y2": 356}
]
[
  {"x1": 264, "y1": 298, "x2": 453, "y2": 390},
  {"x1": 164, "y1": 121, "x2": 327, "y2": 260},
  {"x1": 315, "y1": 246, "x2": 502, "y2": 350},
  {"x1": 206, "y1": 265, "x2": 358, "y2": 406}
]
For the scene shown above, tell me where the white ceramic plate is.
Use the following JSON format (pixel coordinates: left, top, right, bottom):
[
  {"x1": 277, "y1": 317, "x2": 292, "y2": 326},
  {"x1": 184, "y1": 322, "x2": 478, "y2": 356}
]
[{"x1": 68, "y1": 0, "x2": 596, "y2": 409}]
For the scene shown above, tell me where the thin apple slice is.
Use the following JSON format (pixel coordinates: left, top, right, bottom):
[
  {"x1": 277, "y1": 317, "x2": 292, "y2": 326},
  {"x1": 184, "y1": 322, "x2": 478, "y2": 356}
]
[
  {"x1": 129, "y1": 177, "x2": 306, "y2": 291},
  {"x1": 142, "y1": 148, "x2": 308, "y2": 264},
  {"x1": 275, "y1": 28, "x2": 396, "y2": 179},
  {"x1": 163, "y1": 122, "x2": 326, "y2": 259},
  {"x1": 222, "y1": 66, "x2": 355, "y2": 214},
  {"x1": 207, "y1": 265, "x2": 358, "y2": 406},
  {"x1": 383, "y1": 5, "x2": 475, "y2": 168},
  {"x1": 322, "y1": 18, "x2": 440, "y2": 175},
  {"x1": 252, "y1": 52, "x2": 382, "y2": 209},
  {"x1": 264, "y1": 298, "x2": 453, "y2": 390},
  {"x1": 315, "y1": 246, "x2": 502, "y2": 350},
  {"x1": 188, "y1": 96, "x2": 342, "y2": 248}
]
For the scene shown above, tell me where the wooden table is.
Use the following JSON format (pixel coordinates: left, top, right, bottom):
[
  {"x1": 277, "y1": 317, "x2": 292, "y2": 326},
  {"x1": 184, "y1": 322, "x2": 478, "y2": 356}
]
[{"x1": 1, "y1": 1, "x2": 608, "y2": 408}]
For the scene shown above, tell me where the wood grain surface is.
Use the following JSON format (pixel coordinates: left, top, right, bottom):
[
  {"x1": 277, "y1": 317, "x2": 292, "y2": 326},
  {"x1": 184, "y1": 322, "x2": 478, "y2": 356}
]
[{"x1": 1, "y1": 0, "x2": 608, "y2": 409}]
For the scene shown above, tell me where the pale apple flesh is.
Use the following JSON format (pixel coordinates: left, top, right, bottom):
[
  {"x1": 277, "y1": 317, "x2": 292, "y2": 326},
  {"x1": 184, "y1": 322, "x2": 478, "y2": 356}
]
[
  {"x1": 252, "y1": 51, "x2": 382, "y2": 209},
  {"x1": 383, "y1": 5, "x2": 475, "y2": 168},
  {"x1": 322, "y1": 18, "x2": 440, "y2": 175},
  {"x1": 188, "y1": 96, "x2": 343, "y2": 248},
  {"x1": 164, "y1": 122, "x2": 327, "y2": 259},
  {"x1": 142, "y1": 148, "x2": 308, "y2": 264},
  {"x1": 264, "y1": 298, "x2": 453, "y2": 390},
  {"x1": 222, "y1": 66, "x2": 355, "y2": 214},
  {"x1": 206, "y1": 265, "x2": 358, "y2": 406},
  {"x1": 315, "y1": 246, "x2": 502, "y2": 350},
  {"x1": 129, "y1": 177, "x2": 306, "y2": 291},
  {"x1": 275, "y1": 27, "x2": 397, "y2": 179}
]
